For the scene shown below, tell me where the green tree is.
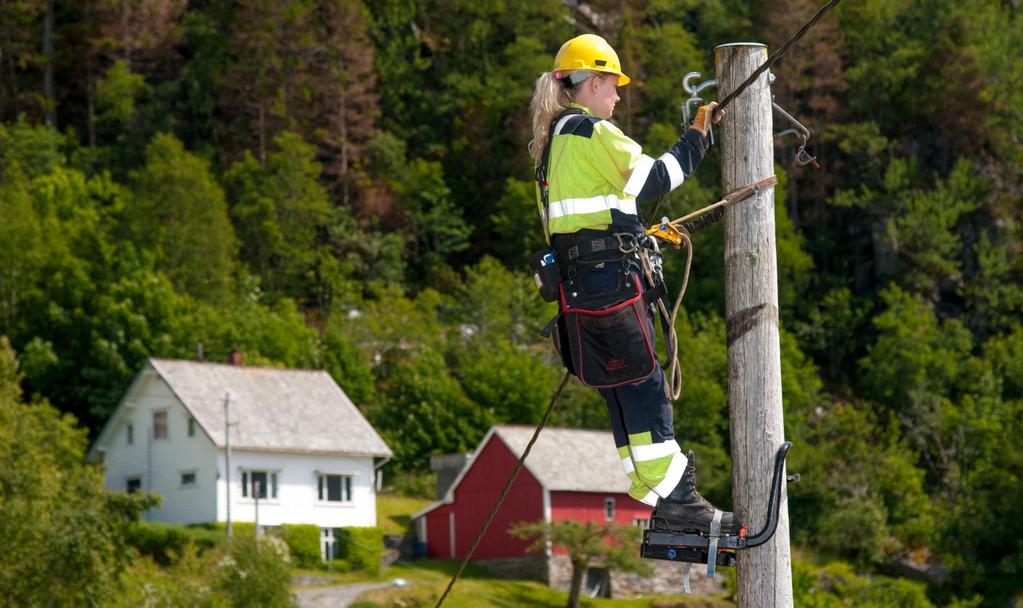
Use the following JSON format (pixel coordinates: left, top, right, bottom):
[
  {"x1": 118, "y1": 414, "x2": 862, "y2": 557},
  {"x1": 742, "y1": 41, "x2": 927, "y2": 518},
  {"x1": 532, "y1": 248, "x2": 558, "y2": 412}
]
[
  {"x1": 510, "y1": 520, "x2": 651, "y2": 608},
  {"x1": 0, "y1": 337, "x2": 157, "y2": 607},
  {"x1": 370, "y1": 346, "x2": 489, "y2": 471},
  {"x1": 0, "y1": 167, "x2": 44, "y2": 333},
  {"x1": 94, "y1": 59, "x2": 150, "y2": 137},
  {"x1": 124, "y1": 133, "x2": 236, "y2": 302},
  {"x1": 224, "y1": 131, "x2": 332, "y2": 299}
]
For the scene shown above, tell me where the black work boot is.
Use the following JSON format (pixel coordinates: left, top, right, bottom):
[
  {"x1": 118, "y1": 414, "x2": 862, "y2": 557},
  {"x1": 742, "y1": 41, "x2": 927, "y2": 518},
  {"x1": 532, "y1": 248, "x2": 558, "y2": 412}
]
[{"x1": 651, "y1": 451, "x2": 742, "y2": 535}]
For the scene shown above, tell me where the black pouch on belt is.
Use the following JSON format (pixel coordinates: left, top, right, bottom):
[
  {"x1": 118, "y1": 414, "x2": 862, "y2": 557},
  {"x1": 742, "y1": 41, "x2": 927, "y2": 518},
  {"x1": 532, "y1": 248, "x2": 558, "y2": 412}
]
[
  {"x1": 558, "y1": 269, "x2": 657, "y2": 388},
  {"x1": 529, "y1": 249, "x2": 562, "y2": 302}
]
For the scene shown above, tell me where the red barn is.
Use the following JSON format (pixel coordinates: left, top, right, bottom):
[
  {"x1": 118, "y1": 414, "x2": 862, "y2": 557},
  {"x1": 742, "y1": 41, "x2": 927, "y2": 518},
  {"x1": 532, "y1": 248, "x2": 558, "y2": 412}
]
[{"x1": 413, "y1": 425, "x2": 668, "y2": 597}]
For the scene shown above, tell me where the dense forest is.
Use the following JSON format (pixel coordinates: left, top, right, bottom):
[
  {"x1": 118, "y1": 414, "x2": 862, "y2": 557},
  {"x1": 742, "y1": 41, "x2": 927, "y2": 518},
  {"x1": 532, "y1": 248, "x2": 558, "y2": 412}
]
[{"x1": 1, "y1": 0, "x2": 1021, "y2": 605}]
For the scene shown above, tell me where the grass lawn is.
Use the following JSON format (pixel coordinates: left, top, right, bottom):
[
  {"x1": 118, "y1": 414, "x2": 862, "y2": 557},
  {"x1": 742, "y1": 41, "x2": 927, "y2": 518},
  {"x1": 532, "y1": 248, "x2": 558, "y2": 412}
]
[
  {"x1": 348, "y1": 560, "x2": 733, "y2": 608},
  {"x1": 377, "y1": 491, "x2": 433, "y2": 536}
]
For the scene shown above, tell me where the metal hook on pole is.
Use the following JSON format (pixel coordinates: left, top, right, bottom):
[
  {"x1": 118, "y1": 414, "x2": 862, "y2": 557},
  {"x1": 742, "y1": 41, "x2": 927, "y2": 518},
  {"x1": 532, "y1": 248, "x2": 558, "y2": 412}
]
[
  {"x1": 772, "y1": 96, "x2": 820, "y2": 169},
  {"x1": 682, "y1": 71, "x2": 718, "y2": 144}
]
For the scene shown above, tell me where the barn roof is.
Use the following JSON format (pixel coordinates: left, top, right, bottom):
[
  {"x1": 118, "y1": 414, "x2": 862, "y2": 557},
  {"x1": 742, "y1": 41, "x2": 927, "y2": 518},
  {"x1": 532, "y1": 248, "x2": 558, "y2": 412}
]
[
  {"x1": 492, "y1": 425, "x2": 629, "y2": 493},
  {"x1": 94, "y1": 358, "x2": 392, "y2": 458},
  {"x1": 413, "y1": 425, "x2": 630, "y2": 519}
]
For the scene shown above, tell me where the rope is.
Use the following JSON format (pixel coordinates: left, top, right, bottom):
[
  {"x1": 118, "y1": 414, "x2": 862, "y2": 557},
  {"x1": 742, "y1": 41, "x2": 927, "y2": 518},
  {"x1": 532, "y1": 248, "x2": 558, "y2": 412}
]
[
  {"x1": 672, "y1": 176, "x2": 779, "y2": 228},
  {"x1": 715, "y1": 0, "x2": 844, "y2": 119},
  {"x1": 638, "y1": 232, "x2": 692, "y2": 401},
  {"x1": 433, "y1": 371, "x2": 571, "y2": 608}
]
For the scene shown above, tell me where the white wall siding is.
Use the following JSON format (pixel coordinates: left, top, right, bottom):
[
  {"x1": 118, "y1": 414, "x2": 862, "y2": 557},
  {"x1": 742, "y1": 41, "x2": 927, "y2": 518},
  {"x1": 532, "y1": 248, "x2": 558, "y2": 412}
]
[
  {"x1": 102, "y1": 373, "x2": 219, "y2": 524},
  {"x1": 215, "y1": 450, "x2": 378, "y2": 528}
]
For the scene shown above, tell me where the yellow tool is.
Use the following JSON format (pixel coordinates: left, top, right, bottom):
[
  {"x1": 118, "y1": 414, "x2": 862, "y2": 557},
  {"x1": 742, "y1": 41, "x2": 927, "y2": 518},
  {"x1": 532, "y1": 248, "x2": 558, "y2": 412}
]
[{"x1": 645, "y1": 221, "x2": 688, "y2": 248}]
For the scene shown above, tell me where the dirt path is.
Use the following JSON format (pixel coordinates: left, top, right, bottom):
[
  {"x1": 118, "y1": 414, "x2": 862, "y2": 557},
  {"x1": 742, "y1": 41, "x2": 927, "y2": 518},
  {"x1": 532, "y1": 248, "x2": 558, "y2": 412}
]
[{"x1": 295, "y1": 581, "x2": 394, "y2": 608}]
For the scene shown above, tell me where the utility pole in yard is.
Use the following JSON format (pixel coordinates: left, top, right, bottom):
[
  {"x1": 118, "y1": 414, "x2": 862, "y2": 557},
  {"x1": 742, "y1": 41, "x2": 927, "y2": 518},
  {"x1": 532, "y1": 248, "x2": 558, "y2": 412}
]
[
  {"x1": 225, "y1": 392, "x2": 235, "y2": 537},
  {"x1": 715, "y1": 42, "x2": 794, "y2": 607}
]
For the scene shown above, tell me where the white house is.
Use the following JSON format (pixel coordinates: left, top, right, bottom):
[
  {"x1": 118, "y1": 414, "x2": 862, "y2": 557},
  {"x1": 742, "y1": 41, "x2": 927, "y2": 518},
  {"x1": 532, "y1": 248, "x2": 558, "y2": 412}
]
[{"x1": 88, "y1": 357, "x2": 392, "y2": 558}]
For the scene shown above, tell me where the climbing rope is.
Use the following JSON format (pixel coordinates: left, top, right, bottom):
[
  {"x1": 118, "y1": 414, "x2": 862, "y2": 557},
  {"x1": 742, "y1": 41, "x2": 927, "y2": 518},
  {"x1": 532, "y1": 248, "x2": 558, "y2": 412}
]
[
  {"x1": 636, "y1": 231, "x2": 692, "y2": 401},
  {"x1": 433, "y1": 372, "x2": 571, "y2": 608}
]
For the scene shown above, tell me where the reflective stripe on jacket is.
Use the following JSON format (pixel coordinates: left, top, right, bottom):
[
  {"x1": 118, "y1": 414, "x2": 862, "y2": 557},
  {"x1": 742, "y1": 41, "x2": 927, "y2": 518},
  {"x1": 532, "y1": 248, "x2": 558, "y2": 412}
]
[{"x1": 538, "y1": 103, "x2": 710, "y2": 237}]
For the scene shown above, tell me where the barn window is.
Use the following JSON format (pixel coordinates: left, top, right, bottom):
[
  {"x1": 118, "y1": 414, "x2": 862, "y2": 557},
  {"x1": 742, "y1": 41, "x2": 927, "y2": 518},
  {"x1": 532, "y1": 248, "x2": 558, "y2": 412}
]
[
  {"x1": 604, "y1": 497, "x2": 616, "y2": 522},
  {"x1": 318, "y1": 474, "x2": 353, "y2": 503},
  {"x1": 152, "y1": 411, "x2": 168, "y2": 440}
]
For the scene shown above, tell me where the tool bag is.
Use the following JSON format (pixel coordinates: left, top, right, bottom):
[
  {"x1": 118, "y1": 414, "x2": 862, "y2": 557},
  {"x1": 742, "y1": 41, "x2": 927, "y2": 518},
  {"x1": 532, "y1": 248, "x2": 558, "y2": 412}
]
[{"x1": 557, "y1": 269, "x2": 658, "y2": 388}]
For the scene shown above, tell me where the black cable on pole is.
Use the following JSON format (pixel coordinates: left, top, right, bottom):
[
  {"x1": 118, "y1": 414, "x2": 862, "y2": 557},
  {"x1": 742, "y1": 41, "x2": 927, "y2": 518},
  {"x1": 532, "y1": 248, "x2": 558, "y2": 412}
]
[
  {"x1": 434, "y1": 372, "x2": 571, "y2": 608},
  {"x1": 715, "y1": 0, "x2": 844, "y2": 117}
]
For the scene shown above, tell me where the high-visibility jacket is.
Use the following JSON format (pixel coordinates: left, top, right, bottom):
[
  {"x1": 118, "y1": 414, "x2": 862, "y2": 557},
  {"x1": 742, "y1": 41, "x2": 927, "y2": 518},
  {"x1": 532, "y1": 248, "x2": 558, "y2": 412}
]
[{"x1": 538, "y1": 103, "x2": 710, "y2": 238}]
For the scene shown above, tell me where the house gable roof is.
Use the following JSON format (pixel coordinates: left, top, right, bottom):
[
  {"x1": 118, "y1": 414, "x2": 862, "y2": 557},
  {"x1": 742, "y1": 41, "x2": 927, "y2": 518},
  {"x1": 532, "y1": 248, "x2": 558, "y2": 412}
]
[
  {"x1": 413, "y1": 425, "x2": 628, "y2": 519},
  {"x1": 96, "y1": 358, "x2": 392, "y2": 458}
]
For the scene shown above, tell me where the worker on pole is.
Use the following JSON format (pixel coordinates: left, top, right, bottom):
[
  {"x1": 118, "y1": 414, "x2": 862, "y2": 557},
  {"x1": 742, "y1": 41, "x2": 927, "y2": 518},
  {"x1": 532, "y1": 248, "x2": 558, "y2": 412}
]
[{"x1": 528, "y1": 34, "x2": 738, "y2": 535}]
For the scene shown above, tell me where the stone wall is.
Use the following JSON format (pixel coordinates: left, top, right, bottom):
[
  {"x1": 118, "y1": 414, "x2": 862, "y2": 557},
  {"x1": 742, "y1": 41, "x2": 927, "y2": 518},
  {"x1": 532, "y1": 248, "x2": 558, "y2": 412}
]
[
  {"x1": 612, "y1": 559, "x2": 724, "y2": 597},
  {"x1": 475, "y1": 556, "x2": 549, "y2": 583},
  {"x1": 547, "y1": 555, "x2": 724, "y2": 598}
]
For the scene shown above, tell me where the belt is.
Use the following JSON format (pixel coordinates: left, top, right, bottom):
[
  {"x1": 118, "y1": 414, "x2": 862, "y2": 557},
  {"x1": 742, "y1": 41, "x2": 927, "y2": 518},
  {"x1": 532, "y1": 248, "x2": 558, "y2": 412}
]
[{"x1": 552, "y1": 231, "x2": 641, "y2": 262}]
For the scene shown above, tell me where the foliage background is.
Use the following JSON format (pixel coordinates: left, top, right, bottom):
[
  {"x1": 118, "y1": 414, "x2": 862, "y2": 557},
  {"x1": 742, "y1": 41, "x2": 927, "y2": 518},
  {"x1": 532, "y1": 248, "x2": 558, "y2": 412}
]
[{"x1": 1, "y1": 0, "x2": 1021, "y2": 605}]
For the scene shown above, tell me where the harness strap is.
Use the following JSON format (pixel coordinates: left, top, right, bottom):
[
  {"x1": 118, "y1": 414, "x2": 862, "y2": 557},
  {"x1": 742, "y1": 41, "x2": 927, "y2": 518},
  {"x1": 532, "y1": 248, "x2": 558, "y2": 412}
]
[
  {"x1": 706, "y1": 509, "x2": 723, "y2": 578},
  {"x1": 536, "y1": 109, "x2": 586, "y2": 238}
]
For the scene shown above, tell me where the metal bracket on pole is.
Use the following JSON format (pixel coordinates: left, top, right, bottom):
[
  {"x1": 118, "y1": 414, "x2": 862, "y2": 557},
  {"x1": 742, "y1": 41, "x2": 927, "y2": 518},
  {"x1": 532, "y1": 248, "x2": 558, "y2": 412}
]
[
  {"x1": 682, "y1": 71, "x2": 718, "y2": 145},
  {"x1": 768, "y1": 75, "x2": 820, "y2": 168}
]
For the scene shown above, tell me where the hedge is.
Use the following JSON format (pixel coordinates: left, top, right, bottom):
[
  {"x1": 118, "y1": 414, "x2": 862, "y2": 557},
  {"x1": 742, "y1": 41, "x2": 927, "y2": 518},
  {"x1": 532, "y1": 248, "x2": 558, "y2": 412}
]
[
  {"x1": 337, "y1": 526, "x2": 383, "y2": 575},
  {"x1": 124, "y1": 521, "x2": 223, "y2": 565},
  {"x1": 281, "y1": 524, "x2": 322, "y2": 568}
]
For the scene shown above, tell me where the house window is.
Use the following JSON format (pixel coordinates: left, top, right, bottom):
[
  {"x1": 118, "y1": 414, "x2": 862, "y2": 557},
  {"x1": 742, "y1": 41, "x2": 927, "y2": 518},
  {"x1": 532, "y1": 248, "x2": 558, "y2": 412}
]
[
  {"x1": 188, "y1": 417, "x2": 196, "y2": 437},
  {"x1": 153, "y1": 411, "x2": 168, "y2": 440},
  {"x1": 318, "y1": 474, "x2": 352, "y2": 503},
  {"x1": 126, "y1": 477, "x2": 142, "y2": 493},
  {"x1": 604, "y1": 497, "x2": 616, "y2": 522},
  {"x1": 241, "y1": 471, "x2": 277, "y2": 499},
  {"x1": 126, "y1": 423, "x2": 134, "y2": 445},
  {"x1": 321, "y1": 528, "x2": 339, "y2": 560},
  {"x1": 181, "y1": 472, "x2": 197, "y2": 487}
]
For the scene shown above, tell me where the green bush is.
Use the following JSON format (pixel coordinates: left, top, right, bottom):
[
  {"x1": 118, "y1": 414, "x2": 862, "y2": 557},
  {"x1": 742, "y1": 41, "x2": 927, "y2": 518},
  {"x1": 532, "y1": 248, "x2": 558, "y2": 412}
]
[
  {"x1": 113, "y1": 546, "x2": 228, "y2": 608},
  {"x1": 207, "y1": 521, "x2": 257, "y2": 538},
  {"x1": 791, "y1": 558, "x2": 937, "y2": 608},
  {"x1": 337, "y1": 526, "x2": 383, "y2": 575},
  {"x1": 216, "y1": 534, "x2": 297, "y2": 608},
  {"x1": 125, "y1": 521, "x2": 224, "y2": 565},
  {"x1": 281, "y1": 523, "x2": 322, "y2": 568}
]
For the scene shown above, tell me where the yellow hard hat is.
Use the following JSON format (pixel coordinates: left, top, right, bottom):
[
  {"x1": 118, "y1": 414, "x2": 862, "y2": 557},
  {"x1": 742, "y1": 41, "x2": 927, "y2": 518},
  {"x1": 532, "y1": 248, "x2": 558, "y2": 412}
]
[{"x1": 553, "y1": 34, "x2": 631, "y2": 87}]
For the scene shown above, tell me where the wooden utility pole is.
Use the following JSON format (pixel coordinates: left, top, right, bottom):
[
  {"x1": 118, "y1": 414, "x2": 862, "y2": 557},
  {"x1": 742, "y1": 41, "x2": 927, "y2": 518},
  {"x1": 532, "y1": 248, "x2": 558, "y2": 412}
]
[
  {"x1": 715, "y1": 43, "x2": 793, "y2": 607},
  {"x1": 224, "y1": 392, "x2": 234, "y2": 537}
]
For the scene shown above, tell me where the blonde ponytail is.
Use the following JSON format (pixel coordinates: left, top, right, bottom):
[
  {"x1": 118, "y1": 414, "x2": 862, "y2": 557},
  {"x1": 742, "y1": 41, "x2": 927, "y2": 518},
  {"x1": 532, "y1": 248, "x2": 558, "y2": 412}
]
[{"x1": 528, "y1": 72, "x2": 576, "y2": 162}]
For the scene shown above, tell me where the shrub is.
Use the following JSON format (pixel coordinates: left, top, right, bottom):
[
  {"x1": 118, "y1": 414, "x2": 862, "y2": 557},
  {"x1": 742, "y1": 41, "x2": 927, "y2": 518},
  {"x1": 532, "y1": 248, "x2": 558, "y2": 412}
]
[
  {"x1": 208, "y1": 521, "x2": 256, "y2": 538},
  {"x1": 281, "y1": 523, "x2": 322, "y2": 568},
  {"x1": 216, "y1": 534, "x2": 297, "y2": 608},
  {"x1": 113, "y1": 546, "x2": 227, "y2": 608},
  {"x1": 337, "y1": 526, "x2": 384, "y2": 575},
  {"x1": 125, "y1": 521, "x2": 223, "y2": 565}
]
